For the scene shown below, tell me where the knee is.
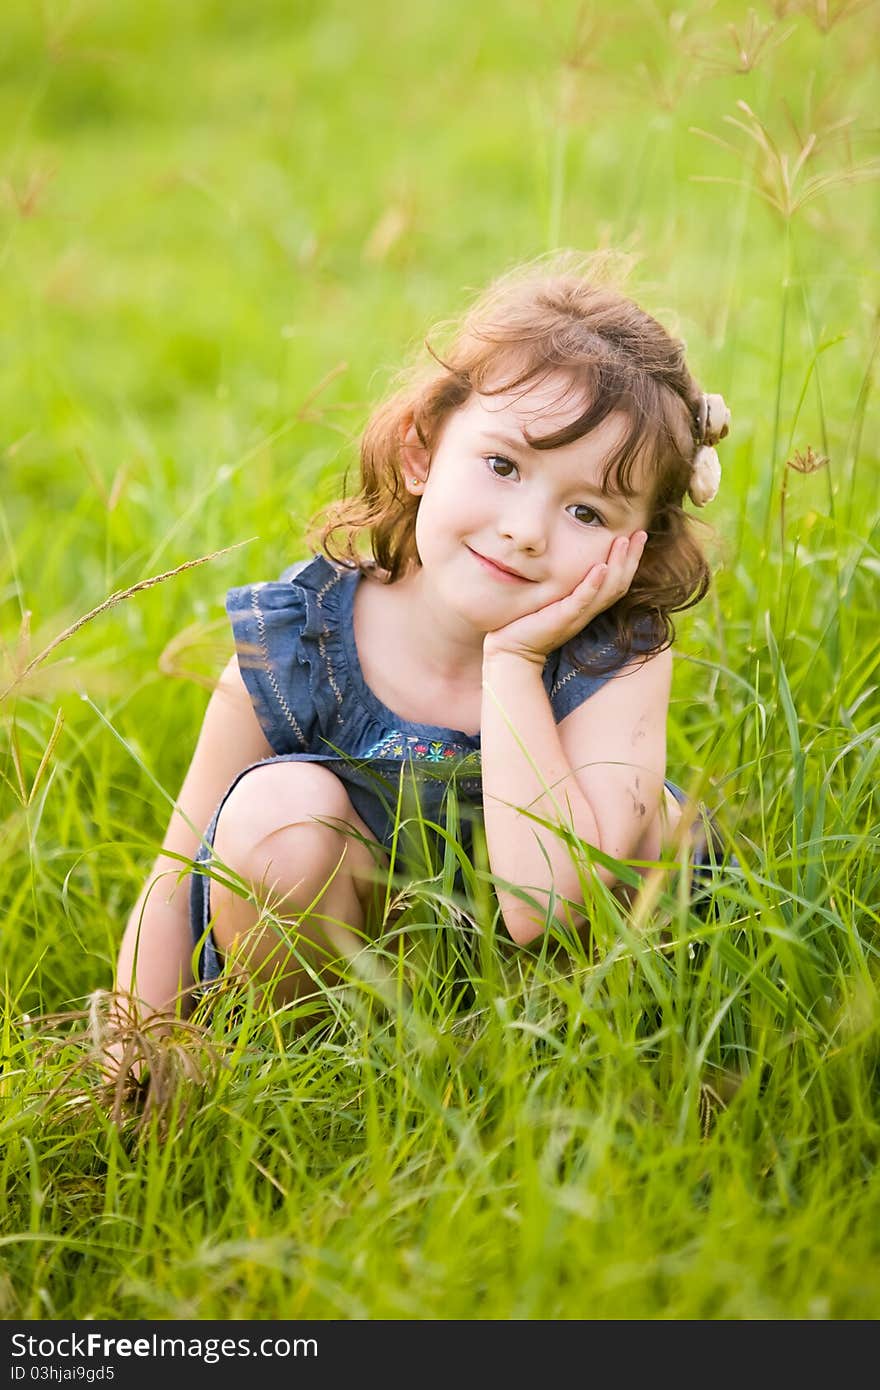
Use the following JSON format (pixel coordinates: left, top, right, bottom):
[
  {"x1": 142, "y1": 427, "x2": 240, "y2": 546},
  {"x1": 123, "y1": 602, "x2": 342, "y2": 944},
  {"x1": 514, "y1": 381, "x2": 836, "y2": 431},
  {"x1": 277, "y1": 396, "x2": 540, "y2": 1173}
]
[{"x1": 212, "y1": 761, "x2": 355, "y2": 875}]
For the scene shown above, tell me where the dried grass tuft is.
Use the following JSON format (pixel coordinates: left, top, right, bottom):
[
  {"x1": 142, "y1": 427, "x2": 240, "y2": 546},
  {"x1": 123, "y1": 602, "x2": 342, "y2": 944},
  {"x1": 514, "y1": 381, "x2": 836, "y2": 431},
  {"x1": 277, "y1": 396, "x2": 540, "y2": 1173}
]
[{"x1": 30, "y1": 989, "x2": 225, "y2": 1137}]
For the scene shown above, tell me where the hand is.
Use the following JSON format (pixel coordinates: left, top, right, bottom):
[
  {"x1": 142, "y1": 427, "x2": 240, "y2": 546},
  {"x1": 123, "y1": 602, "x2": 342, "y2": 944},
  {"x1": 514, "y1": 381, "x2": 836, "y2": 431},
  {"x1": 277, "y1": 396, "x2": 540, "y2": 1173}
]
[{"x1": 483, "y1": 530, "x2": 648, "y2": 664}]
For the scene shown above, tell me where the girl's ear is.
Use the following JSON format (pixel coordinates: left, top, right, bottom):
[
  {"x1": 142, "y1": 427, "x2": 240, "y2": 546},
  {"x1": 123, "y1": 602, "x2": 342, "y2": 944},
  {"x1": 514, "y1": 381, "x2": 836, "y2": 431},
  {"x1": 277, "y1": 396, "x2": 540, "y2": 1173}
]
[{"x1": 400, "y1": 417, "x2": 429, "y2": 495}]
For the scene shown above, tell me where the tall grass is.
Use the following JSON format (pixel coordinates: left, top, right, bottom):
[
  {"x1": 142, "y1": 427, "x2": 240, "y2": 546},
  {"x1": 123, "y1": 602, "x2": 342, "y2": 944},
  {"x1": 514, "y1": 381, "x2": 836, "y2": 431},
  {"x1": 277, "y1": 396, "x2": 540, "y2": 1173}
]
[{"x1": 1, "y1": 0, "x2": 878, "y2": 1319}]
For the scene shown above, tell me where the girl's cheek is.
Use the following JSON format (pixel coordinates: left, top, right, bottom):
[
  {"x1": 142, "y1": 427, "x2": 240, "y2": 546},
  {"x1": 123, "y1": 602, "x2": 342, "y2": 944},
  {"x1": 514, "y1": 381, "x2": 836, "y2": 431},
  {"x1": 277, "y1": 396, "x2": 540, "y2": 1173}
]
[{"x1": 570, "y1": 531, "x2": 609, "y2": 569}]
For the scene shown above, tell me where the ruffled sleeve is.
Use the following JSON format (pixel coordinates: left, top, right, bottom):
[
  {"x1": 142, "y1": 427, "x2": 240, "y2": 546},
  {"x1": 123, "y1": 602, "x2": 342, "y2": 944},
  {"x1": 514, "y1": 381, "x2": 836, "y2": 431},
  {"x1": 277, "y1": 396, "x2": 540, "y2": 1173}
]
[{"x1": 225, "y1": 555, "x2": 349, "y2": 755}]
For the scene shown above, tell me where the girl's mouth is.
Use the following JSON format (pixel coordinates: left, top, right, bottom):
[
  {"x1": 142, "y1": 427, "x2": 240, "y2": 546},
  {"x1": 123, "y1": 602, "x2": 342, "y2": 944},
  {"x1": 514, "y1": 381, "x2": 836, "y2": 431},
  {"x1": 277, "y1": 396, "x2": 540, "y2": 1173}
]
[{"x1": 466, "y1": 546, "x2": 534, "y2": 583}]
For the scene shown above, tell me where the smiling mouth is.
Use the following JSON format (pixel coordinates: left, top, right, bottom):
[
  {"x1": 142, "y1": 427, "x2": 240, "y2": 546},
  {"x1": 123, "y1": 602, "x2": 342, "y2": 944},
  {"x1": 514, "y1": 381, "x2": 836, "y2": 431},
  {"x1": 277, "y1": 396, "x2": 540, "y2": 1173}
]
[{"x1": 466, "y1": 547, "x2": 534, "y2": 582}]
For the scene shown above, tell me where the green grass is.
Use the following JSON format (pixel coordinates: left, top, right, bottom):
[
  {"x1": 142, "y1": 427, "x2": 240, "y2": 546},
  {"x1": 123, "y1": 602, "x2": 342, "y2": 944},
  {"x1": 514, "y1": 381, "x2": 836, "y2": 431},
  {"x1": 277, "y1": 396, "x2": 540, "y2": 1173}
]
[{"x1": 1, "y1": 0, "x2": 879, "y2": 1320}]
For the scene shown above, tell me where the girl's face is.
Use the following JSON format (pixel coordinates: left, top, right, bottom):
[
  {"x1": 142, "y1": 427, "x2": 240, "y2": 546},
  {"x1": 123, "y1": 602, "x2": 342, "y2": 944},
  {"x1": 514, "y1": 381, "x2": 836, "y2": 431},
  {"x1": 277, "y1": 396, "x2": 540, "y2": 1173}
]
[{"x1": 406, "y1": 374, "x2": 652, "y2": 635}]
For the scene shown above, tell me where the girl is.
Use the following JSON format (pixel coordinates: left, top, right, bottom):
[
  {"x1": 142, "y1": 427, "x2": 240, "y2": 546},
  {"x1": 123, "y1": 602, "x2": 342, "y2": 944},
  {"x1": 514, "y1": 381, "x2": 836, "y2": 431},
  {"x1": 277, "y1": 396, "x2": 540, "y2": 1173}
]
[{"x1": 115, "y1": 252, "x2": 732, "y2": 1024}]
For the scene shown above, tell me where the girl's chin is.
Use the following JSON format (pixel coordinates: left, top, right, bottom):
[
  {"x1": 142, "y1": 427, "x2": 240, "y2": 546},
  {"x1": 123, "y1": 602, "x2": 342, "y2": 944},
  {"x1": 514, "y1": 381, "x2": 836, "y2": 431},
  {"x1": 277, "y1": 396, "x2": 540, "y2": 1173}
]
[{"x1": 457, "y1": 596, "x2": 542, "y2": 632}]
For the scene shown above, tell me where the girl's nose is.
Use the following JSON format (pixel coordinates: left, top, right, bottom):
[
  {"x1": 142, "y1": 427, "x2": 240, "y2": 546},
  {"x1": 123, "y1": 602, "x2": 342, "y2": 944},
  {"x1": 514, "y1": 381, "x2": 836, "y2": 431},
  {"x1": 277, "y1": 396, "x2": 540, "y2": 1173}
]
[{"x1": 496, "y1": 495, "x2": 548, "y2": 554}]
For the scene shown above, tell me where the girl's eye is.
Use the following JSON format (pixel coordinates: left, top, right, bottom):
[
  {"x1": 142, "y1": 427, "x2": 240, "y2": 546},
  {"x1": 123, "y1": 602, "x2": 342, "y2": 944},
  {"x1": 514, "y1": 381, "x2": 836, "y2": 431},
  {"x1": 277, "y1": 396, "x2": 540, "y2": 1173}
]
[
  {"x1": 485, "y1": 454, "x2": 519, "y2": 479},
  {"x1": 567, "y1": 503, "x2": 605, "y2": 527}
]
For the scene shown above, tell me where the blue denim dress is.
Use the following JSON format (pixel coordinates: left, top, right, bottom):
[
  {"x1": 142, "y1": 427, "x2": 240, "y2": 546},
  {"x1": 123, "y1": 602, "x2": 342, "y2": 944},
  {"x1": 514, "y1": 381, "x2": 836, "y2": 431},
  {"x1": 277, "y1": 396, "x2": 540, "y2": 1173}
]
[{"x1": 190, "y1": 554, "x2": 708, "y2": 982}]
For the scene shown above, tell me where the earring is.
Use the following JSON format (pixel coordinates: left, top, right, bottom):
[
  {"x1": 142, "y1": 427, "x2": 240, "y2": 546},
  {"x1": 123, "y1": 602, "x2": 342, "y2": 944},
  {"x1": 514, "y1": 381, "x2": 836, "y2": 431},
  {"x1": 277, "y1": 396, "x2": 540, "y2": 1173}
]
[{"x1": 408, "y1": 477, "x2": 422, "y2": 490}]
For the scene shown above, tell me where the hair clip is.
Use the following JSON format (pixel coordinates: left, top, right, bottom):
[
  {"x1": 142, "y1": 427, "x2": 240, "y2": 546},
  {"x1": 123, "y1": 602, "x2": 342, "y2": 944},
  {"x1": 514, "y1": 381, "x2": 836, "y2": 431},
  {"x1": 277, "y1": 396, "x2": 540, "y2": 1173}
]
[
  {"x1": 689, "y1": 393, "x2": 731, "y2": 506},
  {"x1": 695, "y1": 392, "x2": 731, "y2": 448},
  {"x1": 689, "y1": 445, "x2": 722, "y2": 506}
]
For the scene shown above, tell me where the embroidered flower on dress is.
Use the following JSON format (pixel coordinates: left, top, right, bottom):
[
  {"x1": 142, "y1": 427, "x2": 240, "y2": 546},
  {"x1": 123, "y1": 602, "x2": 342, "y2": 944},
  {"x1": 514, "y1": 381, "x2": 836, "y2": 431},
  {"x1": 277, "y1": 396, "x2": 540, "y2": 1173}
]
[{"x1": 364, "y1": 730, "x2": 478, "y2": 766}]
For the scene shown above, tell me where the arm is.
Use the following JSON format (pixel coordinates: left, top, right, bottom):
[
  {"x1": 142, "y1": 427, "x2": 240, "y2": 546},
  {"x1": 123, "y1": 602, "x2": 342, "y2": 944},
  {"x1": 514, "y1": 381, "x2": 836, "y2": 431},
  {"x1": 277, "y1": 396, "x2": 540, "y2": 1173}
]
[
  {"x1": 481, "y1": 644, "x2": 670, "y2": 945},
  {"x1": 480, "y1": 528, "x2": 661, "y2": 945},
  {"x1": 115, "y1": 654, "x2": 273, "y2": 1019}
]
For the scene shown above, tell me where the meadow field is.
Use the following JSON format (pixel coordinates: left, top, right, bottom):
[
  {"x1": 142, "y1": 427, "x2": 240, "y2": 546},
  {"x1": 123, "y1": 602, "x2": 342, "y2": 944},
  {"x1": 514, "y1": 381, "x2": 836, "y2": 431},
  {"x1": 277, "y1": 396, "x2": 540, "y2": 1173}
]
[{"x1": 1, "y1": 0, "x2": 878, "y2": 1319}]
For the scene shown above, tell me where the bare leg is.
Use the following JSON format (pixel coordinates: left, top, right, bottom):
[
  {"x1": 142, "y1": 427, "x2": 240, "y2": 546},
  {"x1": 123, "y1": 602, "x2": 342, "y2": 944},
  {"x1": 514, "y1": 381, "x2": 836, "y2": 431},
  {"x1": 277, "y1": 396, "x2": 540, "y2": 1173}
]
[
  {"x1": 607, "y1": 785, "x2": 690, "y2": 918},
  {"x1": 209, "y1": 762, "x2": 386, "y2": 1006},
  {"x1": 631, "y1": 785, "x2": 685, "y2": 862}
]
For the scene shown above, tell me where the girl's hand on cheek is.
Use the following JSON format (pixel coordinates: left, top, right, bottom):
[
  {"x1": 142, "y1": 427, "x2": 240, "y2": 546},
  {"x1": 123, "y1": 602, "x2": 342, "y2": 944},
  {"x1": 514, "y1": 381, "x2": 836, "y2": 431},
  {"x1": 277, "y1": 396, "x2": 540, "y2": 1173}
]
[{"x1": 483, "y1": 531, "x2": 648, "y2": 665}]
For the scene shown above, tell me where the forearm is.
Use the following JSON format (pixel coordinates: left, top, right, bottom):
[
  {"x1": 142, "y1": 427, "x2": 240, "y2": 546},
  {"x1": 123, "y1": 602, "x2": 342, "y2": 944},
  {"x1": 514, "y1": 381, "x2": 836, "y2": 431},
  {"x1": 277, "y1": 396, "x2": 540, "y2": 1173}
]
[
  {"x1": 115, "y1": 854, "x2": 196, "y2": 1019},
  {"x1": 480, "y1": 650, "x2": 606, "y2": 944}
]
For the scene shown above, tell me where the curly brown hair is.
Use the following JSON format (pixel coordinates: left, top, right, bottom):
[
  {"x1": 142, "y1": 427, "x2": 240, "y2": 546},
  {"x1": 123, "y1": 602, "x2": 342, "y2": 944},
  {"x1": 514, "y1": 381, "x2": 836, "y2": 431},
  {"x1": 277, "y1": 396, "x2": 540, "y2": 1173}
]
[{"x1": 313, "y1": 251, "x2": 715, "y2": 673}]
